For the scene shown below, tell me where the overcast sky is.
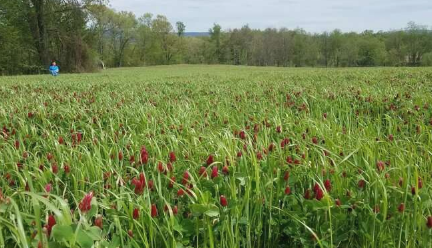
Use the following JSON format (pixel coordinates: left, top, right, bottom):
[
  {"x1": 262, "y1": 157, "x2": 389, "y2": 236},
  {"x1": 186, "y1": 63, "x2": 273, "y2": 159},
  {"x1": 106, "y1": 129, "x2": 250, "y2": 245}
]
[{"x1": 109, "y1": 0, "x2": 432, "y2": 33}]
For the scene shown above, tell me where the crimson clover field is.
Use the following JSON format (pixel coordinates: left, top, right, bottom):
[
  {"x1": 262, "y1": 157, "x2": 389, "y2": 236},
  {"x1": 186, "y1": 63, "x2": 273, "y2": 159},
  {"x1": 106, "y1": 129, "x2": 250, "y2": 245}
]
[{"x1": 1, "y1": 65, "x2": 432, "y2": 247}]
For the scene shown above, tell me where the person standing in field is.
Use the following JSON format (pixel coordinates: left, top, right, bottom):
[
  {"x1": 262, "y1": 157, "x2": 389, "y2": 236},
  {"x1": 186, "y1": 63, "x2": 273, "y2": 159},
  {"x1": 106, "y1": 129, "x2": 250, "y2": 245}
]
[{"x1": 49, "y1": 61, "x2": 59, "y2": 76}]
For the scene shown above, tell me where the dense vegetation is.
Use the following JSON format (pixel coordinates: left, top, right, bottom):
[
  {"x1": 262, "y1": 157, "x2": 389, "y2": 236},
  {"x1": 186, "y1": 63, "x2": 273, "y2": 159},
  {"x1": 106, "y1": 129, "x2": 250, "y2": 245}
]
[
  {"x1": 1, "y1": 0, "x2": 432, "y2": 75},
  {"x1": 1, "y1": 65, "x2": 432, "y2": 247}
]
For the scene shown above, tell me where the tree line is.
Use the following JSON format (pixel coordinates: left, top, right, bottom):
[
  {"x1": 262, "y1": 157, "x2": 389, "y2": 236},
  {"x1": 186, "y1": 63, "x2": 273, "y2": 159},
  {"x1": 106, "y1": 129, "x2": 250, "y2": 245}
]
[{"x1": 1, "y1": 0, "x2": 432, "y2": 75}]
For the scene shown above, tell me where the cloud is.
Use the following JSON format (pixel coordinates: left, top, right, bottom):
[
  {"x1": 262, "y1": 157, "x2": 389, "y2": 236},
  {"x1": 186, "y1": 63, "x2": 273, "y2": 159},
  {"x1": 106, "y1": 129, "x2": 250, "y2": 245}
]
[{"x1": 108, "y1": 0, "x2": 432, "y2": 32}]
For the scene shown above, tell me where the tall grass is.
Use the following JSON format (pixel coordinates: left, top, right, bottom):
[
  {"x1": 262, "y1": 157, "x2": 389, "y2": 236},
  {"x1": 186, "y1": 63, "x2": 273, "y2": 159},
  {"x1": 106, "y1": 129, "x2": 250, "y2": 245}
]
[{"x1": 0, "y1": 65, "x2": 432, "y2": 247}]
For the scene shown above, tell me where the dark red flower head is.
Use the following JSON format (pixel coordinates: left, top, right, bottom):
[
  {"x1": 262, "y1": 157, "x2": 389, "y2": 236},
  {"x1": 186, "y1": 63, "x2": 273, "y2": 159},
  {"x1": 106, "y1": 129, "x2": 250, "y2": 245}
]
[
  {"x1": 177, "y1": 188, "x2": 185, "y2": 197},
  {"x1": 239, "y1": 131, "x2": 246, "y2": 140},
  {"x1": 358, "y1": 179, "x2": 366, "y2": 189},
  {"x1": 222, "y1": 165, "x2": 229, "y2": 175},
  {"x1": 268, "y1": 143, "x2": 275, "y2": 152},
  {"x1": 129, "y1": 155, "x2": 135, "y2": 164},
  {"x1": 167, "y1": 162, "x2": 173, "y2": 172},
  {"x1": 373, "y1": 205, "x2": 380, "y2": 213},
  {"x1": 48, "y1": 215, "x2": 56, "y2": 227},
  {"x1": 280, "y1": 138, "x2": 290, "y2": 148},
  {"x1": 71, "y1": 132, "x2": 83, "y2": 144},
  {"x1": 168, "y1": 176, "x2": 176, "y2": 188},
  {"x1": 182, "y1": 171, "x2": 190, "y2": 185},
  {"x1": 140, "y1": 146, "x2": 149, "y2": 164},
  {"x1": 376, "y1": 161, "x2": 385, "y2": 172},
  {"x1": 206, "y1": 155, "x2": 214, "y2": 166},
  {"x1": 157, "y1": 162, "x2": 165, "y2": 173},
  {"x1": 314, "y1": 183, "x2": 324, "y2": 200},
  {"x1": 45, "y1": 215, "x2": 56, "y2": 236},
  {"x1": 211, "y1": 166, "x2": 219, "y2": 179},
  {"x1": 131, "y1": 173, "x2": 146, "y2": 194},
  {"x1": 47, "y1": 153, "x2": 54, "y2": 161},
  {"x1": 79, "y1": 192, "x2": 93, "y2": 213},
  {"x1": 427, "y1": 216, "x2": 432, "y2": 228},
  {"x1": 52, "y1": 163, "x2": 58, "y2": 174},
  {"x1": 398, "y1": 203, "x2": 405, "y2": 213},
  {"x1": 324, "y1": 179, "x2": 332, "y2": 192},
  {"x1": 418, "y1": 177, "x2": 423, "y2": 189},
  {"x1": 94, "y1": 216, "x2": 103, "y2": 229},
  {"x1": 151, "y1": 204, "x2": 158, "y2": 217},
  {"x1": 45, "y1": 184, "x2": 52, "y2": 193},
  {"x1": 313, "y1": 183, "x2": 320, "y2": 193},
  {"x1": 315, "y1": 188, "x2": 324, "y2": 200},
  {"x1": 220, "y1": 195, "x2": 228, "y2": 207},
  {"x1": 199, "y1": 166, "x2": 207, "y2": 177},
  {"x1": 284, "y1": 171, "x2": 290, "y2": 181},
  {"x1": 64, "y1": 164, "x2": 70, "y2": 174},
  {"x1": 304, "y1": 189, "x2": 311, "y2": 199},
  {"x1": 147, "y1": 180, "x2": 154, "y2": 190},
  {"x1": 256, "y1": 152, "x2": 263, "y2": 160},
  {"x1": 169, "y1": 152, "x2": 176, "y2": 162},
  {"x1": 172, "y1": 205, "x2": 178, "y2": 215},
  {"x1": 284, "y1": 186, "x2": 291, "y2": 195},
  {"x1": 133, "y1": 208, "x2": 140, "y2": 219}
]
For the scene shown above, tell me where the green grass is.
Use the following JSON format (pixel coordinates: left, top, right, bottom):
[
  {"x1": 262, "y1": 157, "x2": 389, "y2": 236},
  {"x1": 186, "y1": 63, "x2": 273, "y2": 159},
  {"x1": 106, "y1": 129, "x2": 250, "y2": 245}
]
[{"x1": 1, "y1": 65, "x2": 432, "y2": 247}]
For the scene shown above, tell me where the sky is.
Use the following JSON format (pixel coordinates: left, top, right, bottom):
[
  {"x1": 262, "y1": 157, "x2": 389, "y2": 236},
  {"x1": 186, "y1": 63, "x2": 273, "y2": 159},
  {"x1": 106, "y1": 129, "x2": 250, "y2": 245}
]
[{"x1": 109, "y1": 0, "x2": 432, "y2": 33}]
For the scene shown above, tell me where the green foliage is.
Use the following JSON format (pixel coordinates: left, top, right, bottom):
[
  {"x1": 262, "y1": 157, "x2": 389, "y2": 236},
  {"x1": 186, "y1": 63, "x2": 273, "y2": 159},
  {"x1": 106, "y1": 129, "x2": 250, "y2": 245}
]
[
  {"x1": 421, "y1": 52, "x2": 432, "y2": 66},
  {"x1": 0, "y1": 0, "x2": 100, "y2": 75},
  {"x1": 1, "y1": 0, "x2": 432, "y2": 75}
]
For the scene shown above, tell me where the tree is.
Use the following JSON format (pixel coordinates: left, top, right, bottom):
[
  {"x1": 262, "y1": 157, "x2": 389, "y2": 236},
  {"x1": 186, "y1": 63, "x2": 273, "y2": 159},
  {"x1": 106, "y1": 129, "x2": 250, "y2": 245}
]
[
  {"x1": 152, "y1": 15, "x2": 177, "y2": 64},
  {"x1": 356, "y1": 31, "x2": 386, "y2": 66},
  {"x1": 291, "y1": 29, "x2": 309, "y2": 67},
  {"x1": 209, "y1": 24, "x2": 223, "y2": 63},
  {"x1": 320, "y1": 32, "x2": 330, "y2": 67},
  {"x1": 227, "y1": 25, "x2": 252, "y2": 65},
  {"x1": 385, "y1": 31, "x2": 407, "y2": 66},
  {"x1": 404, "y1": 22, "x2": 430, "y2": 66},
  {"x1": 27, "y1": 0, "x2": 104, "y2": 68},
  {"x1": 176, "y1": 21, "x2": 186, "y2": 37},
  {"x1": 339, "y1": 33, "x2": 359, "y2": 67},
  {"x1": 329, "y1": 30, "x2": 343, "y2": 67},
  {"x1": 184, "y1": 37, "x2": 206, "y2": 64},
  {"x1": 109, "y1": 11, "x2": 137, "y2": 67},
  {"x1": 0, "y1": 0, "x2": 102, "y2": 74},
  {"x1": 87, "y1": 4, "x2": 114, "y2": 68},
  {"x1": 134, "y1": 13, "x2": 154, "y2": 65},
  {"x1": 0, "y1": 0, "x2": 38, "y2": 74},
  {"x1": 28, "y1": 0, "x2": 49, "y2": 66}
]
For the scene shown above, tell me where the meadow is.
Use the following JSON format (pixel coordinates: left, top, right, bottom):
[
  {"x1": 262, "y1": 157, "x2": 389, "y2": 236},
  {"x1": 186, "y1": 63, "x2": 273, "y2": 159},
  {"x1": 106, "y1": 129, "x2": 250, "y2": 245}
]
[{"x1": 1, "y1": 65, "x2": 432, "y2": 248}]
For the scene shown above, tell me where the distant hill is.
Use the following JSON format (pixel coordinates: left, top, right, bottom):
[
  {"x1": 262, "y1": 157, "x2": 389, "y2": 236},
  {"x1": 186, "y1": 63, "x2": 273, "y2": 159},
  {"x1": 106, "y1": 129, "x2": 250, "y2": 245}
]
[{"x1": 184, "y1": 32, "x2": 210, "y2": 37}]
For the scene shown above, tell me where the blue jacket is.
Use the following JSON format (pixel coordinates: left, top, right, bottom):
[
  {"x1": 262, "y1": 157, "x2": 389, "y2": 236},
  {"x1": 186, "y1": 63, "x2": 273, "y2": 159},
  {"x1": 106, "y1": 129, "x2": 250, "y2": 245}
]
[{"x1": 49, "y1": 65, "x2": 59, "y2": 72}]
